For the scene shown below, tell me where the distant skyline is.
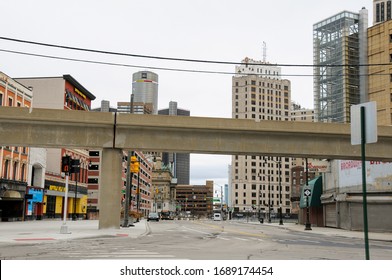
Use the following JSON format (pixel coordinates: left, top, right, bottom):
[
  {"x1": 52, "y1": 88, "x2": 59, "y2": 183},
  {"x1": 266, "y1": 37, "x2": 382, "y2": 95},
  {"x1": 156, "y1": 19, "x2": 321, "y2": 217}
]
[{"x1": 0, "y1": 0, "x2": 373, "y2": 186}]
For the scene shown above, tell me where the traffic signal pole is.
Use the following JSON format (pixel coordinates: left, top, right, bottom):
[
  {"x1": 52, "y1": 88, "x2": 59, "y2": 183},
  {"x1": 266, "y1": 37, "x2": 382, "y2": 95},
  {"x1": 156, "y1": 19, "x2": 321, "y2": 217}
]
[
  {"x1": 60, "y1": 174, "x2": 70, "y2": 234},
  {"x1": 122, "y1": 151, "x2": 133, "y2": 227},
  {"x1": 60, "y1": 156, "x2": 71, "y2": 234}
]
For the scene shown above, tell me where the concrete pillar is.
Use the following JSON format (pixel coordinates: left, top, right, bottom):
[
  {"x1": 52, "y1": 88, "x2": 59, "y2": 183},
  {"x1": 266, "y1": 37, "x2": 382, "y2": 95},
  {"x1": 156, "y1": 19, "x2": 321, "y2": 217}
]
[{"x1": 99, "y1": 148, "x2": 123, "y2": 229}]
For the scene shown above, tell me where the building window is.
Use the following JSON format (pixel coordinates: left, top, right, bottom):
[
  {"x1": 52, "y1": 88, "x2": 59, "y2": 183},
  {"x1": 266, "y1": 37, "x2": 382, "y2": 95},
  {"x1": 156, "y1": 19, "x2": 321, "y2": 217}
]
[
  {"x1": 21, "y1": 164, "x2": 26, "y2": 182},
  {"x1": 13, "y1": 162, "x2": 18, "y2": 180},
  {"x1": 376, "y1": 3, "x2": 381, "y2": 22},
  {"x1": 382, "y1": 2, "x2": 385, "y2": 22},
  {"x1": 89, "y1": 151, "x2": 100, "y2": 157},
  {"x1": 3, "y1": 160, "x2": 9, "y2": 179},
  {"x1": 89, "y1": 164, "x2": 99, "y2": 171},
  {"x1": 8, "y1": 97, "x2": 13, "y2": 106},
  {"x1": 0, "y1": 93, "x2": 3, "y2": 106},
  {"x1": 88, "y1": 178, "x2": 99, "y2": 184}
]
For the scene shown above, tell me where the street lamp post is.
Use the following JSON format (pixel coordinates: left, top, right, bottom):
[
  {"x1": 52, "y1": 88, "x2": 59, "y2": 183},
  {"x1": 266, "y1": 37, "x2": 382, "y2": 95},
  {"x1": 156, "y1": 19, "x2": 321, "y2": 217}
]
[
  {"x1": 268, "y1": 174, "x2": 271, "y2": 223},
  {"x1": 305, "y1": 158, "x2": 312, "y2": 230},
  {"x1": 265, "y1": 157, "x2": 283, "y2": 224},
  {"x1": 278, "y1": 159, "x2": 283, "y2": 225},
  {"x1": 263, "y1": 160, "x2": 272, "y2": 223}
]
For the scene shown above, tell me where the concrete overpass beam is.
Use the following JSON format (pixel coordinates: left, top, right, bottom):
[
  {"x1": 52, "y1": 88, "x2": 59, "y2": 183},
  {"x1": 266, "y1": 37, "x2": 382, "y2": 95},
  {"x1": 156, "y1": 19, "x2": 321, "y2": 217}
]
[{"x1": 98, "y1": 148, "x2": 123, "y2": 229}]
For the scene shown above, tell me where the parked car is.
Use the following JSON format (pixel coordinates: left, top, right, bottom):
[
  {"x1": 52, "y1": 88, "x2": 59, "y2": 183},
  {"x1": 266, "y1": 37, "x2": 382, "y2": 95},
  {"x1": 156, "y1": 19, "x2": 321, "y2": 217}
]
[{"x1": 147, "y1": 212, "x2": 160, "y2": 222}]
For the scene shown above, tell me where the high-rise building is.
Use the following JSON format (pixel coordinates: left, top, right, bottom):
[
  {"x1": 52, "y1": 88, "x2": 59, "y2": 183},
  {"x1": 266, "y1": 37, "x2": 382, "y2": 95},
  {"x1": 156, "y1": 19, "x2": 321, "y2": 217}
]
[
  {"x1": 313, "y1": 9, "x2": 368, "y2": 123},
  {"x1": 368, "y1": 4, "x2": 392, "y2": 126},
  {"x1": 158, "y1": 101, "x2": 190, "y2": 185},
  {"x1": 231, "y1": 57, "x2": 292, "y2": 218},
  {"x1": 132, "y1": 71, "x2": 159, "y2": 115},
  {"x1": 116, "y1": 71, "x2": 160, "y2": 216}
]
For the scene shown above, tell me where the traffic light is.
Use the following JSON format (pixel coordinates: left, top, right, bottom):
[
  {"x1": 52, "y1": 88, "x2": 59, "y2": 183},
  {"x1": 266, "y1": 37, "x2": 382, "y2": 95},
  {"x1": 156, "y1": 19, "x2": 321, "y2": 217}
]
[
  {"x1": 130, "y1": 156, "x2": 139, "y2": 173},
  {"x1": 70, "y1": 159, "x2": 80, "y2": 174},
  {"x1": 61, "y1": 156, "x2": 71, "y2": 174}
]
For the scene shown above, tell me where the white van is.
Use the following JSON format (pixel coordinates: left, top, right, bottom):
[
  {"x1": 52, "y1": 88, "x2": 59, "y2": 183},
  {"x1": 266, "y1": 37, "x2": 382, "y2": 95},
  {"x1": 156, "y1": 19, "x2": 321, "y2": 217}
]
[{"x1": 213, "y1": 213, "x2": 222, "y2": 221}]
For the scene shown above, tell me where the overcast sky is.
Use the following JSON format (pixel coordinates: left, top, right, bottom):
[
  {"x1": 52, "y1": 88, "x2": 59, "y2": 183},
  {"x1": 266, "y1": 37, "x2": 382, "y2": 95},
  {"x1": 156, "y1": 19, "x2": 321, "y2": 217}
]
[{"x1": 1, "y1": 0, "x2": 372, "y2": 187}]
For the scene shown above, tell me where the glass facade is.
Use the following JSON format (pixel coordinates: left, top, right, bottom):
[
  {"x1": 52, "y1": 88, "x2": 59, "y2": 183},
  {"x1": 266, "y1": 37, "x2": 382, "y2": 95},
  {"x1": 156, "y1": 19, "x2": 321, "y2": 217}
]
[{"x1": 313, "y1": 11, "x2": 362, "y2": 123}]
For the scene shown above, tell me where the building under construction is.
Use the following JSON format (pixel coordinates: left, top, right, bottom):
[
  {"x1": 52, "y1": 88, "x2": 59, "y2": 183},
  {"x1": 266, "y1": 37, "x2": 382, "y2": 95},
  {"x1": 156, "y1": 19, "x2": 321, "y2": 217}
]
[{"x1": 313, "y1": 8, "x2": 368, "y2": 123}]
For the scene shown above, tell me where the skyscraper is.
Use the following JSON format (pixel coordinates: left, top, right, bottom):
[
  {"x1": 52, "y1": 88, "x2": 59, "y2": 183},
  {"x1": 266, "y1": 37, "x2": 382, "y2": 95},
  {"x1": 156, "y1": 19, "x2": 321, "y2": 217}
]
[
  {"x1": 132, "y1": 71, "x2": 159, "y2": 115},
  {"x1": 158, "y1": 101, "x2": 190, "y2": 185},
  {"x1": 313, "y1": 9, "x2": 368, "y2": 123},
  {"x1": 231, "y1": 57, "x2": 291, "y2": 219}
]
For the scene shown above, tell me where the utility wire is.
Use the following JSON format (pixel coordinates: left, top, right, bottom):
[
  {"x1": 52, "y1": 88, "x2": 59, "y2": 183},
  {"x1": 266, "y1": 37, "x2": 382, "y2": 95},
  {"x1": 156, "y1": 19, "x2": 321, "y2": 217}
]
[
  {"x1": 0, "y1": 48, "x2": 390, "y2": 77},
  {"x1": 1, "y1": 36, "x2": 392, "y2": 68}
]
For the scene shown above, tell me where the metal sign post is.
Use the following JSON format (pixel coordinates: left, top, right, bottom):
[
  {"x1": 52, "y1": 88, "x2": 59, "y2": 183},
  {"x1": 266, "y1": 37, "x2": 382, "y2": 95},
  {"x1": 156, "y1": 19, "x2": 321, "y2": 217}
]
[
  {"x1": 351, "y1": 101, "x2": 377, "y2": 260},
  {"x1": 304, "y1": 188, "x2": 312, "y2": 230}
]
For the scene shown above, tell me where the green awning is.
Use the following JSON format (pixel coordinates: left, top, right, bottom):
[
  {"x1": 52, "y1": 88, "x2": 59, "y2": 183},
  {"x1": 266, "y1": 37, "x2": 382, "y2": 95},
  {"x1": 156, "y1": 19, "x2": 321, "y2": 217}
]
[{"x1": 300, "y1": 176, "x2": 322, "y2": 208}]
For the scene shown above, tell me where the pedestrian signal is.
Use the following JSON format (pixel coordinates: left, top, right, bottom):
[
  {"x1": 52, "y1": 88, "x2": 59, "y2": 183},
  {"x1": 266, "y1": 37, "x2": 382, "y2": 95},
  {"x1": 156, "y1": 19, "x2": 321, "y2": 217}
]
[{"x1": 70, "y1": 159, "x2": 80, "y2": 174}]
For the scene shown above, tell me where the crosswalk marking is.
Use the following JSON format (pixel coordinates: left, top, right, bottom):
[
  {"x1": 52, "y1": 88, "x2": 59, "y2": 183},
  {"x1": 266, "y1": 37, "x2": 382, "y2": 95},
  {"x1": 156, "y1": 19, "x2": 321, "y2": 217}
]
[{"x1": 57, "y1": 248, "x2": 176, "y2": 259}]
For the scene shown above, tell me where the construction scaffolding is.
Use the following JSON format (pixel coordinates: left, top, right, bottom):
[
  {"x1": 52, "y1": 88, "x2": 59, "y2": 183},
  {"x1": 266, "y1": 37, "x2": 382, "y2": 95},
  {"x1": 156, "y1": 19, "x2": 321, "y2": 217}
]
[{"x1": 313, "y1": 10, "x2": 366, "y2": 123}]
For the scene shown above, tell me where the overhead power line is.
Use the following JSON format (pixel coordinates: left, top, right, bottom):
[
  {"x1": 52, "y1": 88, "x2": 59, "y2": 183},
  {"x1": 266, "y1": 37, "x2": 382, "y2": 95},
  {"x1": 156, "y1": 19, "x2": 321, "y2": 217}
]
[
  {"x1": 1, "y1": 36, "x2": 392, "y2": 68},
  {"x1": 0, "y1": 48, "x2": 391, "y2": 78}
]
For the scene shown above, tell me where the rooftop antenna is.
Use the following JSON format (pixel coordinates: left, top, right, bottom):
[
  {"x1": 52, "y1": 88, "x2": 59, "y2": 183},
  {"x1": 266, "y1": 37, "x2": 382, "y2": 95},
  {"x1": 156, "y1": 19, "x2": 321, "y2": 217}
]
[{"x1": 263, "y1": 41, "x2": 267, "y2": 63}]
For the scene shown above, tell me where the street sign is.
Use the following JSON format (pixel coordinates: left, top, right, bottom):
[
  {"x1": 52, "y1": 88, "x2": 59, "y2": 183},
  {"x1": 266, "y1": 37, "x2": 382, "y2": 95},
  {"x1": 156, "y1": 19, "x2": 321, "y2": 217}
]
[
  {"x1": 351, "y1": 102, "x2": 377, "y2": 145},
  {"x1": 304, "y1": 189, "x2": 311, "y2": 197}
]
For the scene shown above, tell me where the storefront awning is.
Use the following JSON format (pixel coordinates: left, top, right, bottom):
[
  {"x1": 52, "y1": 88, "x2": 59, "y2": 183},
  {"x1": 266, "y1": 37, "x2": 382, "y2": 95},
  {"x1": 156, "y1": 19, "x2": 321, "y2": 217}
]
[{"x1": 300, "y1": 176, "x2": 322, "y2": 208}]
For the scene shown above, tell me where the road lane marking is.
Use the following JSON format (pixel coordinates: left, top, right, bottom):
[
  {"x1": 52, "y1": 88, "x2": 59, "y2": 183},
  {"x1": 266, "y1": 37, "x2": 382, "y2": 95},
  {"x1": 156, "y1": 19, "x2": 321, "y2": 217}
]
[
  {"x1": 191, "y1": 221, "x2": 267, "y2": 239},
  {"x1": 234, "y1": 237, "x2": 249, "y2": 241}
]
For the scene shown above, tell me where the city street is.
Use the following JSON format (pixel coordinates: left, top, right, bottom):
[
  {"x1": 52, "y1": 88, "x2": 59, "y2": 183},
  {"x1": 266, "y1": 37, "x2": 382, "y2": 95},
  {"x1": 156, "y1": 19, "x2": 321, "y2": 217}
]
[{"x1": 0, "y1": 219, "x2": 391, "y2": 260}]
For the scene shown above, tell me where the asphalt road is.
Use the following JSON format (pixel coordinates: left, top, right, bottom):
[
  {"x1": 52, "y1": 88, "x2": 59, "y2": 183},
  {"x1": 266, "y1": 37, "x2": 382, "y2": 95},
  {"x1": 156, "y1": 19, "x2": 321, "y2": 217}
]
[{"x1": 1, "y1": 219, "x2": 391, "y2": 260}]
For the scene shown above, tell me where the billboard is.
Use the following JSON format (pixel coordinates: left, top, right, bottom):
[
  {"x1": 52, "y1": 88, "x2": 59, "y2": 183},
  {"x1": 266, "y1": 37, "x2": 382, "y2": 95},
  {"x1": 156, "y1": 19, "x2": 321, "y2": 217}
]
[{"x1": 339, "y1": 160, "x2": 392, "y2": 188}]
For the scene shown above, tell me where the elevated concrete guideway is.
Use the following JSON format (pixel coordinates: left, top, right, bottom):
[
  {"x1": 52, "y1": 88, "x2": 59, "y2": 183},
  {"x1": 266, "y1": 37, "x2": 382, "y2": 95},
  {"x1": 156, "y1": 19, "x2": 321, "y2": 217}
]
[
  {"x1": 1, "y1": 107, "x2": 391, "y2": 229},
  {"x1": 1, "y1": 107, "x2": 392, "y2": 160}
]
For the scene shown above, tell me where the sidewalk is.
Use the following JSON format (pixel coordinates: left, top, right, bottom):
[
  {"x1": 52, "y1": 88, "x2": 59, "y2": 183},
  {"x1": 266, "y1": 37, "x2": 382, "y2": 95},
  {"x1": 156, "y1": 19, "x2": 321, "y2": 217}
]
[
  {"x1": 251, "y1": 220, "x2": 392, "y2": 242},
  {"x1": 0, "y1": 219, "x2": 148, "y2": 244}
]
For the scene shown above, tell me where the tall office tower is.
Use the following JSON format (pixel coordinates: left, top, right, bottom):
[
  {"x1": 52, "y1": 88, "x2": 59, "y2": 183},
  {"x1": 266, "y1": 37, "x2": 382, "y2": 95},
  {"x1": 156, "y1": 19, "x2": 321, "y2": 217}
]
[
  {"x1": 132, "y1": 71, "x2": 159, "y2": 115},
  {"x1": 369, "y1": 2, "x2": 392, "y2": 125},
  {"x1": 373, "y1": 0, "x2": 392, "y2": 24},
  {"x1": 231, "y1": 57, "x2": 292, "y2": 218},
  {"x1": 158, "y1": 101, "x2": 190, "y2": 185},
  {"x1": 313, "y1": 8, "x2": 368, "y2": 123}
]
